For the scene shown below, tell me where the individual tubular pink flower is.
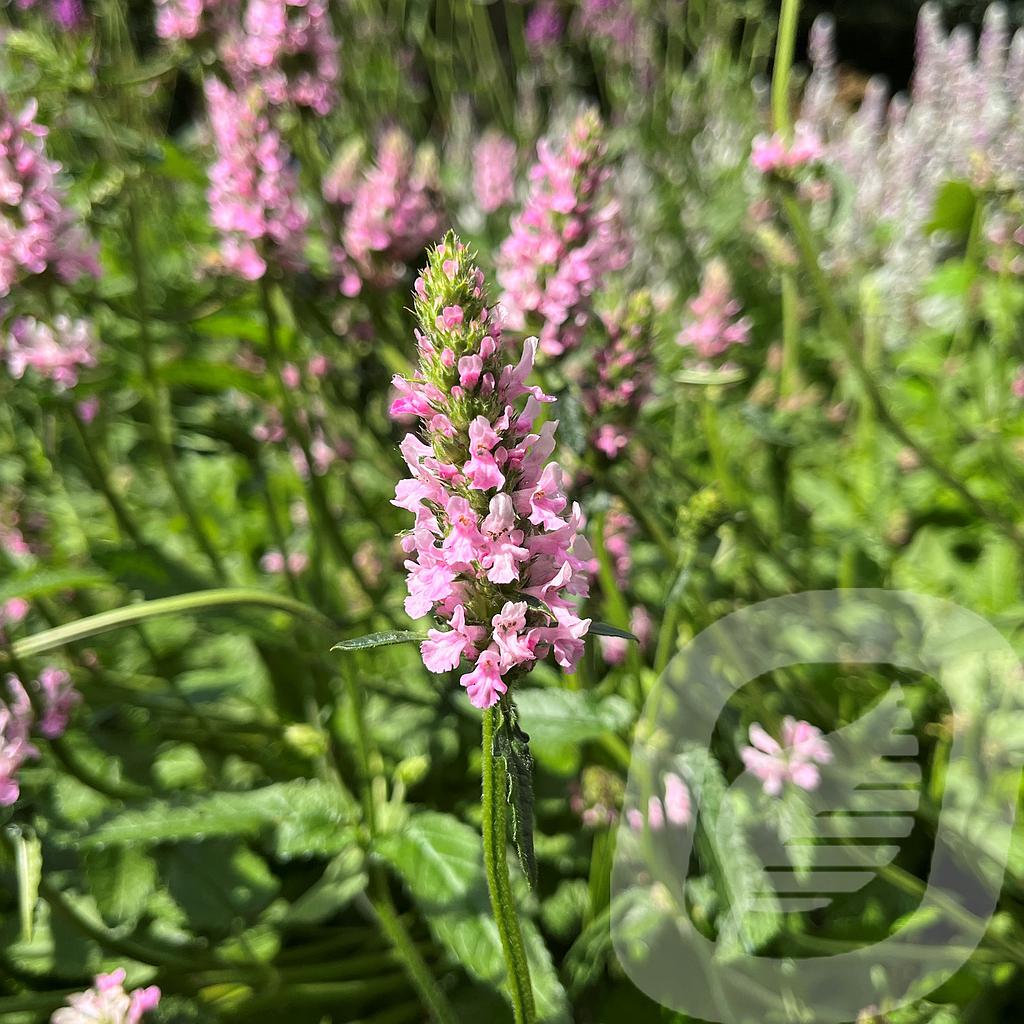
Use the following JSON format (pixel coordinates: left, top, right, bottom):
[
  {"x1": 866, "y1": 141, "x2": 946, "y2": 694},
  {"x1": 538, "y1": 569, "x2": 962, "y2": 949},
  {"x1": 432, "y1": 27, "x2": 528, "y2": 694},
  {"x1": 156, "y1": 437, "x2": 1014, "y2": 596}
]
[
  {"x1": 2, "y1": 316, "x2": 97, "y2": 391},
  {"x1": 51, "y1": 968, "x2": 161, "y2": 1024},
  {"x1": 677, "y1": 259, "x2": 751, "y2": 360},
  {"x1": 340, "y1": 128, "x2": 444, "y2": 290},
  {"x1": 393, "y1": 232, "x2": 592, "y2": 709},
  {"x1": 473, "y1": 132, "x2": 517, "y2": 215},
  {"x1": 0, "y1": 99, "x2": 98, "y2": 297},
  {"x1": 580, "y1": 291, "x2": 654, "y2": 459},
  {"x1": 740, "y1": 717, "x2": 833, "y2": 796},
  {"x1": 204, "y1": 79, "x2": 308, "y2": 280},
  {"x1": 221, "y1": 0, "x2": 340, "y2": 115},
  {"x1": 497, "y1": 109, "x2": 629, "y2": 357}
]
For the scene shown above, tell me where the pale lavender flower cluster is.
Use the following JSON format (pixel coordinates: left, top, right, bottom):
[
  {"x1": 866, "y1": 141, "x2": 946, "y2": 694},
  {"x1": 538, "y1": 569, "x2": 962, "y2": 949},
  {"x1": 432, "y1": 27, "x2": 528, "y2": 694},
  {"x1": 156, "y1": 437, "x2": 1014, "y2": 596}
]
[
  {"x1": 1, "y1": 666, "x2": 80, "y2": 806},
  {"x1": 52, "y1": 969, "x2": 160, "y2": 1024},
  {"x1": 2, "y1": 315, "x2": 97, "y2": 390},
  {"x1": 740, "y1": 718, "x2": 833, "y2": 796},
  {"x1": 473, "y1": 132, "x2": 518, "y2": 215},
  {"x1": 204, "y1": 79, "x2": 309, "y2": 280},
  {"x1": 799, "y1": 4, "x2": 1024, "y2": 334},
  {"x1": 574, "y1": 0, "x2": 636, "y2": 54},
  {"x1": 497, "y1": 109, "x2": 629, "y2": 357},
  {"x1": 677, "y1": 259, "x2": 751, "y2": 360},
  {"x1": 335, "y1": 128, "x2": 444, "y2": 291},
  {"x1": 0, "y1": 99, "x2": 98, "y2": 298},
  {"x1": 221, "y1": 0, "x2": 340, "y2": 115},
  {"x1": 391, "y1": 234, "x2": 592, "y2": 709}
]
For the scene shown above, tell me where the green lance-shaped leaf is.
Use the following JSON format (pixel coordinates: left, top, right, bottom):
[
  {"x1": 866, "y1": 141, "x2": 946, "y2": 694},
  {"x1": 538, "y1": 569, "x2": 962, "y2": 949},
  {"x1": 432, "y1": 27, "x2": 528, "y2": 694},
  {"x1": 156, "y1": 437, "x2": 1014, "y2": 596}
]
[
  {"x1": 494, "y1": 700, "x2": 538, "y2": 888},
  {"x1": 331, "y1": 631, "x2": 427, "y2": 652},
  {"x1": 588, "y1": 622, "x2": 639, "y2": 642}
]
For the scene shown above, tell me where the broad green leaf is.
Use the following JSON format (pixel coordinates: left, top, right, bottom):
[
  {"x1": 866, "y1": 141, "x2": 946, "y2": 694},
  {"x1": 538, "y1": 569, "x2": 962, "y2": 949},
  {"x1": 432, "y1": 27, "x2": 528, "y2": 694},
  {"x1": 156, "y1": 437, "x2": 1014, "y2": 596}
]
[
  {"x1": 72, "y1": 780, "x2": 358, "y2": 859},
  {"x1": 161, "y1": 841, "x2": 278, "y2": 934},
  {"x1": 284, "y1": 847, "x2": 368, "y2": 926},
  {"x1": 331, "y1": 631, "x2": 427, "y2": 652},
  {"x1": 0, "y1": 567, "x2": 109, "y2": 606},
  {"x1": 513, "y1": 689, "x2": 634, "y2": 747},
  {"x1": 376, "y1": 811, "x2": 569, "y2": 1023},
  {"x1": 83, "y1": 846, "x2": 157, "y2": 925},
  {"x1": 925, "y1": 180, "x2": 977, "y2": 238}
]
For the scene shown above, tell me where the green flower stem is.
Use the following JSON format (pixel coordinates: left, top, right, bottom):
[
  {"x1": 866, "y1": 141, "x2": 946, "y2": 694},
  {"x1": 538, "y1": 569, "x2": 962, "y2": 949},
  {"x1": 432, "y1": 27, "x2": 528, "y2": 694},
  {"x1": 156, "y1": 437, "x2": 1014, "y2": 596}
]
[
  {"x1": 0, "y1": 587, "x2": 336, "y2": 663},
  {"x1": 779, "y1": 270, "x2": 801, "y2": 397},
  {"x1": 481, "y1": 706, "x2": 536, "y2": 1024},
  {"x1": 771, "y1": 0, "x2": 801, "y2": 139},
  {"x1": 781, "y1": 194, "x2": 1024, "y2": 552},
  {"x1": 369, "y1": 887, "x2": 457, "y2": 1024}
]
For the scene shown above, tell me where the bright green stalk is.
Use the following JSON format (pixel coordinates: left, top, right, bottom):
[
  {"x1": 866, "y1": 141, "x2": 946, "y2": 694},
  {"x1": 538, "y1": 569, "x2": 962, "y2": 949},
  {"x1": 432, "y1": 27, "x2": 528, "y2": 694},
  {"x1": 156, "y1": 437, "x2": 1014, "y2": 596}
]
[
  {"x1": 481, "y1": 706, "x2": 536, "y2": 1024},
  {"x1": 2, "y1": 588, "x2": 334, "y2": 662},
  {"x1": 779, "y1": 270, "x2": 801, "y2": 397},
  {"x1": 771, "y1": 0, "x2": 801, "y2": 139}
]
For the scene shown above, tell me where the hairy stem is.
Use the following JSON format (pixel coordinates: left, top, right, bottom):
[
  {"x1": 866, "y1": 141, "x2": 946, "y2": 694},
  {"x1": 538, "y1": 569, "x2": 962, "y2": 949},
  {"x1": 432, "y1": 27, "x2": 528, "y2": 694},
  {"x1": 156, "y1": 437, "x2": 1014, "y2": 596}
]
[{"x1": 481, "y1": 706, "x2": 536, "y2": 1024}]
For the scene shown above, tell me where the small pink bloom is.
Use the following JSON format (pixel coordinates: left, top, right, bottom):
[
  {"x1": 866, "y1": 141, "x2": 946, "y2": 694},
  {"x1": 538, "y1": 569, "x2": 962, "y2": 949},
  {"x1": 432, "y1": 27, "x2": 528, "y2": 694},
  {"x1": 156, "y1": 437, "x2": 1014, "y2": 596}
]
[
  {"x1": 465, "y1": 416, "x2": 506, "y2": 491},
  {"x1": 460, "y1": 648, "x2": 508, "y2": 709},
  {"x1": 437, "y1": 305, "x2": 464, "y2": 330},
  {"x1": 740, "y1": 718, "x2": 832, "y2": 796},
  {"x1": 663, "y1": 772, "x2": 691, "y2": 826},
  {"x1": 421, "y1": 605, "x2": 485, "y2": 672}
]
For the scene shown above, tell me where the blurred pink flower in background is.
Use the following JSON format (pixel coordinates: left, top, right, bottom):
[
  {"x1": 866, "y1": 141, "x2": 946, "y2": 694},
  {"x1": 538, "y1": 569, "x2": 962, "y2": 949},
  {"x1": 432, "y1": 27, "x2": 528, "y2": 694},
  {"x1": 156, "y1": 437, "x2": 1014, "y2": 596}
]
[
  {"x1": 750, "y1": 124, "x2": 824, "y2": 174},
  {"x1": 498, "y1": 109, "x2": 629, "y2": 357},
  {"x1": 340, "y1": 128, "x2": 444, "y2": 290},
  {"x1": 525, "y1": 0, "x2": 564, "y2": 53},
  {"x1": 222, "y1": 0, "x2": 340, "y2": 115},
  {"x1": 677, "y1": 260, "x2": 751, "y2": 360},
  {"x1": 51, "y1": 969, "x2": 160, "y2": 1024},
  {"x1": 741, "y1": 717, "x2": 833, "y2": 796},
  {"x1": 2, "y1": 316, "x2": 97, "y2": 390},
  {"x1": 0, "y1": 99, "x2": 98, "y2": 296},
  {"x1": 204, "y1": 79, "x2": 309, "y2": 280},
  {"x1": 473, "y1": 132, "x2": 518, "y2": 214}
]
